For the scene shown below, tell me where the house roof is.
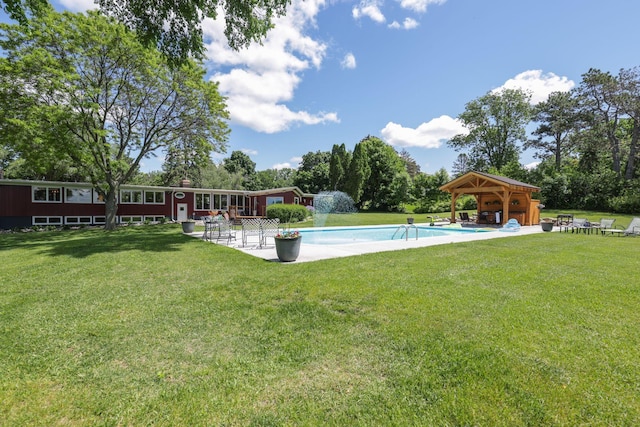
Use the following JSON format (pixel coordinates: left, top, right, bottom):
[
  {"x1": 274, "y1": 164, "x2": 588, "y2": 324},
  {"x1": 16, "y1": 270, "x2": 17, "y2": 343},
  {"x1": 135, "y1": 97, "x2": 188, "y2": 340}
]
[{"x1": 440, "y1": 171, "x2": 540, "y2": 194}]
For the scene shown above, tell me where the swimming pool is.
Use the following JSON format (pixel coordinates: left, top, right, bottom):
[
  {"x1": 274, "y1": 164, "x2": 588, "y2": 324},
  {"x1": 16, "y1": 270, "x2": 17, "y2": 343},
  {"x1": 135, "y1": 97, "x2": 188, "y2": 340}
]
[{"x1": 297, "y1": 225, "x2": 491, "y2": 245}]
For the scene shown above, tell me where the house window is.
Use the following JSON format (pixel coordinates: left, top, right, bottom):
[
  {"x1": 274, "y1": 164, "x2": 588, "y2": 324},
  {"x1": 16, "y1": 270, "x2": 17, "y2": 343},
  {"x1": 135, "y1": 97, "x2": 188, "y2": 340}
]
[
  {"x1": 144, "y1": 215, "x2": 166, "y2": 223},
  {"x1": 32, "y1": 186, "x2": 62, "y2": 203},
  {"x1": 145, "y1": 191, "x2": 164, "y2": 204},
  {"x1": 65, "y1": 216, "x2": 93, "y2": 225},
  {"x1": 65, "y1": 188, "x2": 92, "y2": 203},
  {"x1": 220, "y1": 194, "x2": 228, "y2": 210},
  {"x1": 121, "y1": 190, "x2": 143, "y2": 204},
  {"x1": 195, "y1": 193, "x2": 211, "y2": 210},
  {"x1": 32, "y1": 216, "x2": 62, "y2": 225},
  {"x1": 294, "y1": 197, "x2": 300, "y2": 205},
  {"x1": 266, "y1": 196, "x2": 284, "y2": 205},
  {"x1": 93, "y1": 191, "x2": 106, "y2": 204},
  {"x1": 119, "y1": 215, "x2": 143, "y2": 224},
  {"x1": 93, "y1": 216, "x2": 106, "y2": 225}
]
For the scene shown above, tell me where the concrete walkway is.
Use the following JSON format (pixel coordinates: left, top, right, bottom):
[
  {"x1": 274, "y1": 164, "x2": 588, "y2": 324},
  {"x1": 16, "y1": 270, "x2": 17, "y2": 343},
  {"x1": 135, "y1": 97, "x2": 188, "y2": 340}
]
[{"x1": 189, "y1": 222, "x2": 550, "y2": 263}]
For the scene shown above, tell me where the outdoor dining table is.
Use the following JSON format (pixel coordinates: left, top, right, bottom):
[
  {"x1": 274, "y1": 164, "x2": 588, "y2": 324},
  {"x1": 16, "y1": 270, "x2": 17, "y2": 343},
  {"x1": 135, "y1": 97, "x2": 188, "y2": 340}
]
[{"x1": 203, "y1": 220, "x2": 220, "y2": 241}]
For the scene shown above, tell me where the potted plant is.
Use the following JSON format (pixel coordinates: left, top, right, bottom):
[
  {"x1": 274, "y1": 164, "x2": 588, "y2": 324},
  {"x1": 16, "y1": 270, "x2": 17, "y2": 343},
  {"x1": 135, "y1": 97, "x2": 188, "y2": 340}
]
[
  {"x1": 540, "y1": 217, "x2": 554, "y2": 232},
  {"x1": 407, "y1": 217, "x2": 414, "y2": 224},
  {"x1": 181, "y1": 219, "x2": 195, "y2": 233},
  {"x1": 274, "y1": 229, "x2": 301, "y2": 262}
]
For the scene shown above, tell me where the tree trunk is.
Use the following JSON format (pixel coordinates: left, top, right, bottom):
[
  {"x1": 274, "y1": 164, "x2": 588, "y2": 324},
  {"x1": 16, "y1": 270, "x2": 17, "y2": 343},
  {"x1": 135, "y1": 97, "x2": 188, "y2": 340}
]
[
  {"x1": 625, "y1": 117, "x2": 640, "y2": 181},
  {"x1": 104, "y1": 187, "x2": 119, "y2": 231}
]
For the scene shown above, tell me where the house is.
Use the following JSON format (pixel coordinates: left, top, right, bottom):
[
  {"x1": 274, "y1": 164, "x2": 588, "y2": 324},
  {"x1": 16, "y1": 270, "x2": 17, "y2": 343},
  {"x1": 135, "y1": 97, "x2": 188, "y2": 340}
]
[{"x1": 0, "y1": 179, "x2": 314, "y2": 229}]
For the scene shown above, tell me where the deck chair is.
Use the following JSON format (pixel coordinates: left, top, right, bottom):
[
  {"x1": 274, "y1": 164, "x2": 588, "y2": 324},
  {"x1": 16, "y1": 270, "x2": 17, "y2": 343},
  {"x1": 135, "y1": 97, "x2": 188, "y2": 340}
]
[
  {"x1": 260, "y1": 218, "x2": 280, "y2": 247},
  {"x1": 602, "y1": 217, "x2": 640, "y2": 236},
  {"x1": 597, "y1": 218, "x2": 616, "y2": 235},
  {"x1": 241, "y1": 218, "x2": 261, "y2": 247},
  {"x1": 569, "y1": 218, "x2": 590, "y2": 233},
  {"x1": 215, "y1": 220, "x2": 237, "y2": 245},
  {"x1": 458, "y1": 212, "x2": 473, "y2": 223}
]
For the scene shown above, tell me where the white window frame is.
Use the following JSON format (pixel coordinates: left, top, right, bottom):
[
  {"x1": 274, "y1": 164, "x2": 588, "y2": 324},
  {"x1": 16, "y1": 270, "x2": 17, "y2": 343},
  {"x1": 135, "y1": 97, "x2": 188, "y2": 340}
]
[
  {"x1": 144, "y1": 215, "x2": 166, "y2": 223},
  {"x1": 294, "y1": 197, "x2": 300, "y2": 205},
  {"x1": 120, "y1": 190, "x2": 143, "y2": 204},
  {"x1": 195, "y1": 193, "x2": 211, "y2": 210},
  {"x1": 65, "y1": 187, "x2": 93, "y2": 204},
  {"x1": 32, "y1": 216, "x2": 63, "y2": 225},
  {"x1": 144, "y1": 190, "x2": 165, "y2": 204},
  {"x1": 32, "y1": 186, "x2": 62, "y2": 203},
  {"x1": 64, "y1": 216, "x2": 93, "y2": 225},
  {"x1": 119, "y1": 215, "x2": 144, "y2": 224},
  {"x1": 266, "y1": 196, "x2": 284, "y2": 205},
  {"x1": 93, "y1": 216, "x2": 107, "y2": 225}
]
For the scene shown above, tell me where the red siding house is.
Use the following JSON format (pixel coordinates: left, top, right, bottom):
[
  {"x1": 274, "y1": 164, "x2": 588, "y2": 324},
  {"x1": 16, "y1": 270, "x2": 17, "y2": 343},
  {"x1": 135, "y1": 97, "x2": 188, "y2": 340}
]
[{"x1": 0, "y1": 179, "x2": 314, "y2": 229}]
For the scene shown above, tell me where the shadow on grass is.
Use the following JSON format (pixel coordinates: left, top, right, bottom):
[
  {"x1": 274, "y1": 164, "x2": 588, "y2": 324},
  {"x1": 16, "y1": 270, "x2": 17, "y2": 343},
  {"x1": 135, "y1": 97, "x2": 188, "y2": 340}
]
[{"x1": 0, "y1": 224, "x2": 193, "y2": 258}]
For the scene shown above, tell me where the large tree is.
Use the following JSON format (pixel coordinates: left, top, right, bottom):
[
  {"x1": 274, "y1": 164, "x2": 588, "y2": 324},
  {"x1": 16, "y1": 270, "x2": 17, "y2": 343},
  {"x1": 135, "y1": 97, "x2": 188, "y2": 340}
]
[
  {"x1": 294, "y1": 150, "x2": 330, "y2": 194},
  {"x1": 223, "y1": 150, "x2": 257, "y2": 189},
  {"x1": 358, "y1": 136, "x2": 409, "y2": 211},
  {"x1": 329, "y1": 143, "x2": 350, "y2": 191},
  {"x1": 449, "y1": 88, "x2": 532, "y2": 172},
  {"x1": 0, "y1": 11, "x2": 229, "y2": 229},
  {"x1": 1, "y1": 0, "x2": 291, "y2": 64}
]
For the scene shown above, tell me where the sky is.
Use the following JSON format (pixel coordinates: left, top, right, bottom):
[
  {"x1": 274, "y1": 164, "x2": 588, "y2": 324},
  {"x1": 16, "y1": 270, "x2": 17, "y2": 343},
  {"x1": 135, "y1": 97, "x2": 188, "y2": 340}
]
[{"x1": 9, "y1": 0, "x2": 640, "y2": 174}]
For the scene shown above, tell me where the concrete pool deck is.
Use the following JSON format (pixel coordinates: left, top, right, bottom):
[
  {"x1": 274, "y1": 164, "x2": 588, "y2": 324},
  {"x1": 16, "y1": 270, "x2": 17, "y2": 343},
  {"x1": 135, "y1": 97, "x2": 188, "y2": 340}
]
[{"x1": 190, "y1": 222, "x2": 550, "y2": 263}]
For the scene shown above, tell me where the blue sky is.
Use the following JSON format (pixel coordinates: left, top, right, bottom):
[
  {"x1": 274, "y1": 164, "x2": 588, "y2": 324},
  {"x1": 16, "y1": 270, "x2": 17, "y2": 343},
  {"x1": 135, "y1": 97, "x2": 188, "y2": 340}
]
[{"x1": 11, "y1": 0, "x2": 640, "y2": 174}]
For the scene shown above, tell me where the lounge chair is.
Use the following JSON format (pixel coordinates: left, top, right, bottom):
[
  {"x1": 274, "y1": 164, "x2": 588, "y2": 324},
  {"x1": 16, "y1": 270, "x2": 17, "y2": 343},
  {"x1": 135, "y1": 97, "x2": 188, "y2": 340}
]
[
  {"x1": 597, "y1": 218, "x2": 616, "y2": 235},
  {"x1": 569, "y1": 218, "x2": 590, "y2": 234},
  {"x1": 458, "y1": 212, "x2": 473, "y2": 224},
  {"x1": 602, "y1": 217, "x2": 640, "y2": 236}
]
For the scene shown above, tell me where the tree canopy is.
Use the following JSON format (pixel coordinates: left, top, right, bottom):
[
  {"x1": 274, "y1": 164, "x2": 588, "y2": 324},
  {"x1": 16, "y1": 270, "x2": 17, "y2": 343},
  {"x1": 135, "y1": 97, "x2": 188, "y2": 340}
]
[
  {"x1": 0, "y1": 11, "x2": 229, "y2": 229},
  {"x1": 449, "y1": 88, "x2": 532, "y2": 172},
  {"x1": 1, "y1": 0, "x2": 291, "y2": 65}
]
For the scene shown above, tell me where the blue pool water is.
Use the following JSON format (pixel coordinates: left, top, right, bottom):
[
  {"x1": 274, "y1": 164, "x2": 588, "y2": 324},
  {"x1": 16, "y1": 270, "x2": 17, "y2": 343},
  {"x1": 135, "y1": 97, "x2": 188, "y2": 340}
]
[{"x1": 297, "y1": 225, "x2": 490, "y2": 245}]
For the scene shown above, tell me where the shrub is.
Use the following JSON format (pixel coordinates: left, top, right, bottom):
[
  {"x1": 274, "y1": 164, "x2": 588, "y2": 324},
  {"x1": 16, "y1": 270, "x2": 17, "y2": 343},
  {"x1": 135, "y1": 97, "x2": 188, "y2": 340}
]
[{"x1": 266, "y1": 204, "x2": 309, "y2": 223}]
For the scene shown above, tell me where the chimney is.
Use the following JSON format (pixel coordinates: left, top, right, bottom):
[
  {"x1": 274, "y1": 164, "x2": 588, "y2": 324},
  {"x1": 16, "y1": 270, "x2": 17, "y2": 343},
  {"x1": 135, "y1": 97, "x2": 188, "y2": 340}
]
[{"x1": 179, "y1": 178, "x2": 191, "y2": 188}]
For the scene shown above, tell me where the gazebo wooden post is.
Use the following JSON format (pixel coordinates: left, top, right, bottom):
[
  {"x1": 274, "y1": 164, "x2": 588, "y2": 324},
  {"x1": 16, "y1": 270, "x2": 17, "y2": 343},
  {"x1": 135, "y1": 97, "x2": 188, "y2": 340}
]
[
  {"x1": 502, "y1": 189, "x2": 511, "y2": 225},
  {"x1": 450, "y1": 192, "x2": 458, "y2": 222}
]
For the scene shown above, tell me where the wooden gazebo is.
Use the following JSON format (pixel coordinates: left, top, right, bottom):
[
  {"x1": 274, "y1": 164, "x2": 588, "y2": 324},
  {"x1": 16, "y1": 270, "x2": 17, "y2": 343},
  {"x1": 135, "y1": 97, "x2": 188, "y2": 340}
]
[{"x1": 439, "y1": 171, "x2": 542, "y2": 226}]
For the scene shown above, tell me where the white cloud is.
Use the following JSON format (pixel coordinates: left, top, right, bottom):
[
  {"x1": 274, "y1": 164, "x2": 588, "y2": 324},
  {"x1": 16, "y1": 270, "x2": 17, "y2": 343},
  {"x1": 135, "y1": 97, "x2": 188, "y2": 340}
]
[
  {"x1": 389, "y1": 18, "x2": 419, "y2": 30},
  {"x1": 57, "y1": 0, "x2": 97, "y2": 12},
  {"x1": 203, "y1": 0, "x2": 340, "y2": 133},
  {"x1": 493, "y1": 70, "x2": 575, "y2": 104},
  {"x1": 242, "y1": 148, "x2": 258, "y2": 155},
  {"x1": 341, "y1": 53, "x2": 357, "y2": 69},
  {"x1": 352, "y1": 0, "x2": 386, "y2": 23},
  {"x1": 380, "y1": 115, "x2": 468, "y2": 148},
  {"x1": 273, "y1": 162, "x2": 293, "y2": 170},
  {"x1": 398, "y1": 0, "x2": 448, "y2": 13},
  {"x1": 290, "y1": 156, "x2": 303, "y2": 164}
]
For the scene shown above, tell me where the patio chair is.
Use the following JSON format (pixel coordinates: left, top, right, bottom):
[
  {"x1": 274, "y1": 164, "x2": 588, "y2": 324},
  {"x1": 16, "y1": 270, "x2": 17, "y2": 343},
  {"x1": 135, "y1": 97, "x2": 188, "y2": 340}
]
[
  {"x1": 602, "y1": 217, "x2": 640, "y2": 236},
  {"x1": 597, "y1": 218, "x2": 616, "y2": 235},
  {"x1": 241, "y1": 218, "x2": 261, "y2": 247},
  {"x1": 260, "y1": 218, "x2": 280, "y2": 247},
  {"x1": 569, "y1": 218, "x2": 590, "y2": 234},
  {"x1": 458, "y1": 212, "x2": 473, "y2": 224},
  {"x1": 216, "y1": 220, "x2": 237, "y2": 245},
  {"x1": 203, "y1": 218, "x2": 218, "y2": 241}
]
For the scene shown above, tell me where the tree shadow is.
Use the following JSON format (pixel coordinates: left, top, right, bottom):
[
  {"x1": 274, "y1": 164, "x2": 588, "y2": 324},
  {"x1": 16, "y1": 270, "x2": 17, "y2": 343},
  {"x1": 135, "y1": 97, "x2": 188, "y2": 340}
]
[{"x1": 0, "y1": 224, "x2": 193, "y2": 258}]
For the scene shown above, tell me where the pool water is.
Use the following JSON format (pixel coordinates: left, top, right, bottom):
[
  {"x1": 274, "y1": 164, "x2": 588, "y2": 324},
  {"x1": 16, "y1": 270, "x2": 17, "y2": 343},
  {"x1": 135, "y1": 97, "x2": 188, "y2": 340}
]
[{"x1": 297, "y1": 225, "x2": 490, "y2": 245}]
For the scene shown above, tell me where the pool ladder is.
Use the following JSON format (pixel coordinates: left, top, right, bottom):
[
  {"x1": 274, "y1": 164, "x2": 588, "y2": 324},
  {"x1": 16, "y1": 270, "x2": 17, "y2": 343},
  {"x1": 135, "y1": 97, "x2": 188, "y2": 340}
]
[{"x1": 391, "y1": 224, "x2": 419, "y2": 241}]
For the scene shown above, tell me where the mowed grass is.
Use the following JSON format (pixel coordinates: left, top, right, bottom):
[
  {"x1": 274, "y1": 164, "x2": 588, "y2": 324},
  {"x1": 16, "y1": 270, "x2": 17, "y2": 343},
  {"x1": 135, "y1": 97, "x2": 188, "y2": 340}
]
[{"x1": 1, "y1": 222, "x2": 640, "y2": 426}]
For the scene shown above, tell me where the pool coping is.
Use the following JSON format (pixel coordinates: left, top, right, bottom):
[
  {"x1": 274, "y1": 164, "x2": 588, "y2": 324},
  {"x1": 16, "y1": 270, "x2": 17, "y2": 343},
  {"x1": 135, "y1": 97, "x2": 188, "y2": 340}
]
[{"x1": 191, "y1": 222, "x2": 550, "y2": 263}]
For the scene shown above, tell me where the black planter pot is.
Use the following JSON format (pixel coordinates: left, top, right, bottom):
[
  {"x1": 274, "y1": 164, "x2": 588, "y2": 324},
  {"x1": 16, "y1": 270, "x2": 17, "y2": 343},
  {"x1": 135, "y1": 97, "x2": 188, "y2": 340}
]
[
  {"x1": 274, "y1": 236, "x2": 302, "y2": 262},
  {"x1": 541, "y1": 222, "x2": 553, "y2": 232}
]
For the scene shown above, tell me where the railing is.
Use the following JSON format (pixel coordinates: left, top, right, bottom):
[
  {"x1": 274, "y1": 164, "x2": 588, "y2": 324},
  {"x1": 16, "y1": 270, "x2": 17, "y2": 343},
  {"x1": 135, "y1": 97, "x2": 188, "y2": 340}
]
[{"x1": 391, "y1": 224, "x2": 419, "y2": 241}]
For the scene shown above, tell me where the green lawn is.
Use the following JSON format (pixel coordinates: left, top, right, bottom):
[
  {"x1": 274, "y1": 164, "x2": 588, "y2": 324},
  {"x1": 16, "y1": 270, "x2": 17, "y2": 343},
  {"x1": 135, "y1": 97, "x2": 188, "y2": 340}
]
[{"x1": 1, "y1": 219, "x2": 639, "y2": 426}]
